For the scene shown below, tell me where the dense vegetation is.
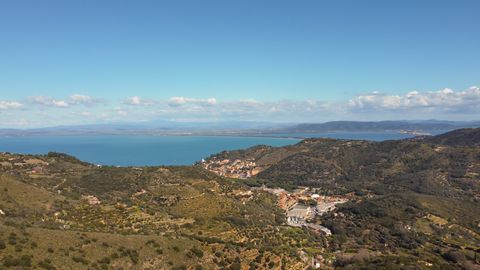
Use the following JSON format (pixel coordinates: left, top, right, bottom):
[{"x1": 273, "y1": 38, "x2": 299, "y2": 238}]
[
  {"x1": 0, "y1": 153, "x2": 316, "y2": 269},
  {"x1": 207, "y1": 128, "x2": 480, "y2": 269}
]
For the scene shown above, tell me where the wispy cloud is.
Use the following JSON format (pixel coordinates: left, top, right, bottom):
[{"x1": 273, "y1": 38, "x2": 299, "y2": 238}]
[
  {"x1": 168, "y1": 97, "x2": 217, "y2": 107},
  {"x1": 349, "y1": 86, "x2": 480, "y2": 113},
  {"x1": 1, "y1": 87, "x2": 479, "y2": 128},
  {"x1": 124, "y1": 96, "x2": 153, "y2": 106},
  {"x1": 0, "y1": 101, "x2": 23, "y2": 110},
  {"x1": 29, "y1": 96, "x2": 69, "y2": 108},
  {"x1": 69, "y1": 94, "x2": 101, "y2": 106},
  {"x1": 29, "y1": 94, "x2": 102, "y2": 108}
]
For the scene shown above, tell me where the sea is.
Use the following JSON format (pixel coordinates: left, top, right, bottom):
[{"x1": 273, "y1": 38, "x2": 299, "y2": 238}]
[{"x1": 0, "y1": 132, "x2": 419, "y2": 166}]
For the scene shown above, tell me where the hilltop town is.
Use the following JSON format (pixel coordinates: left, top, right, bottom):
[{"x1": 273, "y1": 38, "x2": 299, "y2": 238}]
[{"x1": 201, "y1": 157, "x2": 264, "y2": 179}]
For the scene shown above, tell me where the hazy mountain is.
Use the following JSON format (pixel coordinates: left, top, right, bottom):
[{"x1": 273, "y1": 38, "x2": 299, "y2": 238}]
[
  {"x1": 1, "y1": 120, "x2": 479, "y2": 136},
  {"x1": 276, "y1": 120, "x2": 480, "y2": 133}
]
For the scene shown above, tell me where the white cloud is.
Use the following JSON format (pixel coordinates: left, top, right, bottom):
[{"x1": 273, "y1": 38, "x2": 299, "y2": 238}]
[
  {"x1": 124, "y1": 96, "x2": 152, "y2": 106},
  {"x1": 28, "y1": 94, "x2": 101, "y2": 108},
  {"x1": 349, "y1": 86, "x2": 480, "y2": 113},
  {"x1": 52, "y1": 100, "x2": 69, "y2": 107},
  {"x1": 0, "y1": 101, "x2": 22, "y2": 110},
  {"x1": 69, "y1": 94, "x2": 100, "y2": 106},
  {"x1": 168, "y1": 97, "x2": 217, "y2": 107},
  {"x1": 115, "y1": 108, "x2": 128, "y2": 116},
  {"x1": 29, "y1": 96, "x2": 70, "y2": 108},
  {"x1": 127, "y1": 96, "x2": 141, "y2": 105},
  {"x1": 3, "y1": 86, "x2": 479, "y2": 128}
]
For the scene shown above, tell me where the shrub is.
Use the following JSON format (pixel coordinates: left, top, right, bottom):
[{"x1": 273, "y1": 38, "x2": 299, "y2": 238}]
[
  {"x1": 98, "y1": 257, "x2": 111, "y2": 264},
  {"x1": 190, "y1": 247, "x2": 204, "y2": 258},
  {"x1": 19, "y1": 255, "x2": 32, "y2": 267},
  {"x1": 230, "y1": 262, "x2": 241, "y2": 270},
  {"x1": 442, "y1": 250, "x2": 466, "y2": 263},
  {"x1": 3, "y1": 256, "x2": 20, "y2": 267},
  {"x1": 8, "y1": 233, "x2": 16, "y2": 245},
  {"x1": 72, "y1": 256, "x2": 89, "y2": 265},
  {"x1": 38, "y1": 259, "x2": 56, "y2": 270}
]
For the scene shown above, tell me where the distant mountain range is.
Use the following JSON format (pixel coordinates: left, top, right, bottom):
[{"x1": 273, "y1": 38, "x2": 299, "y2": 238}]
[
  {"x1": 277, "y1": 120, "x2": 480, "y2": 133},
  {"x1": 1, "y1": 120, "x2": 479, "y2": 136}
]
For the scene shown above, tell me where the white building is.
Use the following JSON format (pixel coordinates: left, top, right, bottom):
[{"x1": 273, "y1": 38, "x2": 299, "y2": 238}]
[{"x1": 286, "y1": 203, "x2": 315, "y2": 226}]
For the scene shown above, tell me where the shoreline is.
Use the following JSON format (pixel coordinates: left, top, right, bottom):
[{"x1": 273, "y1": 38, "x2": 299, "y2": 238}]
[{"x1": 0, "y1": 130, "x2": 423, "y2": 140}]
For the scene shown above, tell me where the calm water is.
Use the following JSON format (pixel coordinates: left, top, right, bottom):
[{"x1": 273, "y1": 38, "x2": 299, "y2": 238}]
[
  {"x1": 0, "y1": 132, "x2": 418, "y2": 166},
  {"x1": 0, "y1": 136, "x2": 299, "y2": 166}
]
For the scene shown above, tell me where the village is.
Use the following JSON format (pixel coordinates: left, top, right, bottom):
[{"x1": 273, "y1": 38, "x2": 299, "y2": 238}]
[
  {"x1": 201, "y1": 157, "x2": 264, "y2": 179},
  {"x1": 202, "y1": 156, "x2": 351, "y2": 237}
]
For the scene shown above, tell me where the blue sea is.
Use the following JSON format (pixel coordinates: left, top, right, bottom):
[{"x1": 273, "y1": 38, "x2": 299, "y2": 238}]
[{"x1": 0, "y1": 132, "x2": 416, "y2": 166}]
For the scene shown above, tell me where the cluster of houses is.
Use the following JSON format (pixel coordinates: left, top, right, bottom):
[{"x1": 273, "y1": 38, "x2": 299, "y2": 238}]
[{"x1": 201, "y1": 158, "x2": 263, "y2": 179}]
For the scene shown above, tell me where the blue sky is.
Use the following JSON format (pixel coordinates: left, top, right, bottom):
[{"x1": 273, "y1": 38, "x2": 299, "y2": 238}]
[{"x1": 1, "y1": 0, "x2": 479, "y2": 127}]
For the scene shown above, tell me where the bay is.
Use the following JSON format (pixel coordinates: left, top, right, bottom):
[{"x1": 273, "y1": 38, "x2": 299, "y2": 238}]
[
  {"x1": 0, "y1": 132, "x2": 422, "y2": 166},
  {"x1": 0, "y1": 136, "x2": 299, "y2": 166}
]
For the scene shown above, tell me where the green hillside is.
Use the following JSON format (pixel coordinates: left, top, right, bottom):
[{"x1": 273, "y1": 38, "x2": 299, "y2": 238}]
[
  {"x1": 0, "y1": 153, "x2": 316, "y2": 269},
  {"x1": 205, "y1": 129, "x2": 480, "y2": 269}
]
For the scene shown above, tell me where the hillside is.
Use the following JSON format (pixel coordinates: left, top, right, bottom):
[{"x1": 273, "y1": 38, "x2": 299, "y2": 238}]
[
  {"x1": 203, "y1": 129, "x2": 480, "y2": 269},
  {"x1": 1, "y1": 129, "x2": 479, "y2": 269},
  {"x1": 424, "y1": 128, "x2": 480, "y2": 147},
  {"x1": 0, "y1": 153, "x2": 319, "y2": 269}
]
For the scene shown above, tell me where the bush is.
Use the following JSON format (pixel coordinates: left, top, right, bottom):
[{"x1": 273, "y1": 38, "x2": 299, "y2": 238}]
[
  {"x1": 72, "y1": 256, "x2": 89, "y2": 265},
  {"x1": 230, "y1": 262, "x2": 241, "y2": 270},
  {"x1": 98, "y1": 257, "x2": 111, "y2": 264},
  {"x1": 3, "y1": 256, "x2": 20, "y2": 267},
  {"x1": 8, "y1": 233, "x2": 16, "y2": 245},
  {"x1": 190, "y1": 247, "x2": 204, "y2": 258},
  {"x1": 19, "y1": 255, "x2": 32, "y2": 267},
  {"x1": 442, "y1": 250, "x2": 466, "y2": 263},
  {"x1": 38, "y1": 259, "x2": 56, "y2": 270}
]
